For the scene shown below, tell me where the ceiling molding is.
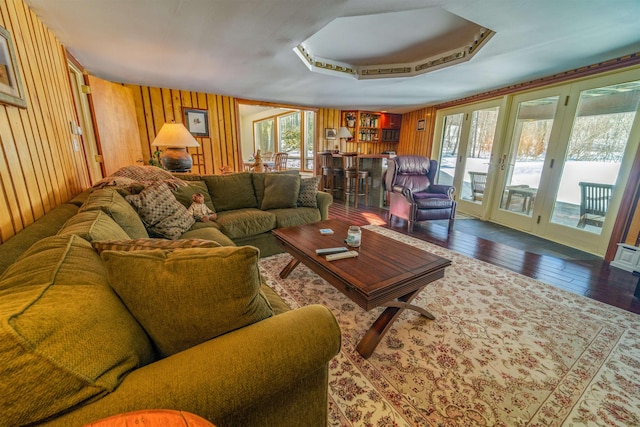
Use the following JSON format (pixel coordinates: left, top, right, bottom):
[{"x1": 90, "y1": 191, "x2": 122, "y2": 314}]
[{"x1": 295, "y1": 28, "x2": 494, "y2": 80}]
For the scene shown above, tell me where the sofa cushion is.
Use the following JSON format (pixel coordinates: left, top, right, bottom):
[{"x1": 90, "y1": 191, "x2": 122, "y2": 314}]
[
  {"x1": 271, "y1": 207, "x2": 322, "y2": 228},
  {"x1": 91, "y1": 238, "x2": 221, "y2": 254},
  {"x1": 0, "y1": 203, "x2": 79, "y2": 276},
  {"x1": 101, "y1": 246, "x2": 274, "y2": 357},
  {"x1": 297, "y1": 176, "x2": 320, "y2": 208},
  {"x1": 172, "y1": 181, "x2": 216, "y2": 212},
  {"x1": 252, "y1": 170, "x2": 299, "y2": 208},
  {"x1": 0, "y1": 235, "x2": 154, "y2": 426},
  {"x1": 179, "y1": 226, "x2": 236, "y2": 247},
  {"x1": 261, "y1": 174, "x2": 301, "y2": 210},
  {"x1": 126, "y1": 182, "x2": 195, "y2": 240},
  {"x1": 202, "y1": 172, "x2": 258, "y2": 212},
  {"x1": 57, "y1": 210, "x2": 130, "y2": 242},
  {"x1": 79, "y1": 188, "x2": 149, "y2": 239},
  {"x1": 215, "y1": 208, "x2": 277, "y2": 239}
]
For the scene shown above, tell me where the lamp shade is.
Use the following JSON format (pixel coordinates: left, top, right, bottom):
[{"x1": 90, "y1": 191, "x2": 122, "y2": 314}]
[
  {"x1": 336, "y1": 127, "x2": 352, "y2": 139},
  {"x1": 151, "y1": 123, "x2": 200, "y2": 148}
]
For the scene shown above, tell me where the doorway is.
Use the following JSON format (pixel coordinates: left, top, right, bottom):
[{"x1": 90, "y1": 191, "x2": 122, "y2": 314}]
[
  {"x1": 434, "y1": 99, "x2": 505, "y2": 218},
  {"x1": 237, "y1": 102, "x2": 316, "y2": 172},
  {"x1": 436, "y1": 69, "x2": 640, "y2": 256}
]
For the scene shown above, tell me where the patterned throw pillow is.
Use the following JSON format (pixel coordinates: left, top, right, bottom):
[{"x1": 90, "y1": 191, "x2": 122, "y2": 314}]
[
  {"x1": 297, "y1": 176, "x2": 320, "y2": 208},
  {"x1": 126, "y1": 182, "x2": 195, "y2": 239},
  {"x1": 92, "y1": 238, "x2": 221, "y2": 254}
]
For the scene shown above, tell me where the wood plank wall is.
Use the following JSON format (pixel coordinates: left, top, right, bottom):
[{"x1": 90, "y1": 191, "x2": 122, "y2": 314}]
[
  {"x1": 127, "y1": 85, "x2": 239, "y2": 175},
  {"x1": 398, "y1": 106, "x2": 437, "y2": 156},
  {"x1": 0, "y1": 0, "x2": 89, "y2": 244}
]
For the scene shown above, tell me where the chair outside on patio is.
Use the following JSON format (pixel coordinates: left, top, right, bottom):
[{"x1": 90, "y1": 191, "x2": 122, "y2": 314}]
[
  {"x1": 577, "y1": 182, "x2": 615, "y2": 228},
  {"x1": 468, "y1": 171, "x2": 487, "y2": 201}
]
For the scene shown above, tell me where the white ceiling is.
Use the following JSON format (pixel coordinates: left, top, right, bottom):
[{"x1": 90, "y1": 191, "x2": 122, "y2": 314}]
[{"x1": 24, "y1": 0, "x2": 640, "y2": 113}]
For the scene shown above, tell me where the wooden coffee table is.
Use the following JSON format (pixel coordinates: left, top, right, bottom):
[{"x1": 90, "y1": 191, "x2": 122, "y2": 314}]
[{"x1": 272, "y1": 219, "x2": 451, "y2": 358}]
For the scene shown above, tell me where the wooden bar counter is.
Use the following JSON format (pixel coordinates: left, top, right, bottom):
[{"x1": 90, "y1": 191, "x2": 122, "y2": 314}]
[{"x1": 329, "y1": 153, "x2": 392, "y2": 208}]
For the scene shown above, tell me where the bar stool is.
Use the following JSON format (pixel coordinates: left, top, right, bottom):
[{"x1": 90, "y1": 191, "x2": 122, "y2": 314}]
[
  {"x1": 342, "y1": 153, "x2": 370, "y2": 207},
  {"x1": 319, "y1": 151, "x2": 342, "y2": 197}
]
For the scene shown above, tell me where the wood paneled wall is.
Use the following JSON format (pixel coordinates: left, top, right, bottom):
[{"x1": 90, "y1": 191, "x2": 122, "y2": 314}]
[
  {"x1": 127, "y1": 85, "x2": 238, "y2": 175},
  {"x1": 0, "y1": 0, "x2": 89, "y2": 244},
  {"x1": 398, "y1": 106, "x2": 437, "y2": 156}
]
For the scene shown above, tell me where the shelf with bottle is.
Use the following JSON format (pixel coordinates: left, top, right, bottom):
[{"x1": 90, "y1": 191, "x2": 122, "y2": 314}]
[{"x1": 341, "y1": 110, "x2": 402, "y2": 143}]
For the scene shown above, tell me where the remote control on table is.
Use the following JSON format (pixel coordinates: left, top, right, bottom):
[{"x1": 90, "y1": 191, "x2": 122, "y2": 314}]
[
  {"x1": 316, "y1": 247, "x2": 348, "y2": 255},
  {"x1": 326, "y1": 250, "x2": 358, "y2": 261}
]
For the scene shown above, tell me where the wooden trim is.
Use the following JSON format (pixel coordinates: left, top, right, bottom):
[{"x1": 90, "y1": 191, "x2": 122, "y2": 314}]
[
  {"x1": 436, "y1": 52, "x2": 640, "y2": 110},
  {"x1": 606, "y1": 145, "x2": 640, "y2": 260},
  {"x1": 235, "y1": 98, "x2": 319, "y2": 112},
  {"x1": 65, "y1": 49, "x2": 84, "y2": 72}
]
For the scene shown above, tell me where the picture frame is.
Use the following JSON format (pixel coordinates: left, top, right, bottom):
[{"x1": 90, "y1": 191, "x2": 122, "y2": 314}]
[
  {"x1": 325, "y1": 128, "x2": 336, "y2": 140},
  {"x1": 417, "y1": 119, "x2": 426, "y2": 131},
  {"x1": 0, "y1": 26, "x2": 26, "y2": 108},
  {"x1": 183, "y1": 108, "x2": 209, "y2": 137}
]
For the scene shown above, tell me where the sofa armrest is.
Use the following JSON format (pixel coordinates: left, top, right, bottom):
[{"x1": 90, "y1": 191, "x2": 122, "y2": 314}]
[
  {"x1": 316, "y1": 191, "x2": 332, "y2": 221},
  {"x1": 391, "y1": 184, "x2": 415, "y2": 204},
  {"x1": 37, "y1": 305, "x2": 341, "y2": 427}
]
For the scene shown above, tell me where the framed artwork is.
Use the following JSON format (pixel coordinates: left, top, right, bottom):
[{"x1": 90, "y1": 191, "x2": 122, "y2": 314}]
[
  {"x1": 0, "y1": 26, "x2": 26, "y2": 108},
  {"x1": 325, "y1": 128, "x2": 336, "y2": 140},
  {"x1": 183, "y1": 108, "x2": 209, "y2": 137},
  {"x1": 417, "y1": 119, "x2": 426, "y2": 131}
]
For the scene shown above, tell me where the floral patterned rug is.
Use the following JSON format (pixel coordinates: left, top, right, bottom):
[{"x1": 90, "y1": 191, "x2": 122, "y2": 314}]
[{"x1": 258, "y1": 225, "x2": 640, "y2": 427}]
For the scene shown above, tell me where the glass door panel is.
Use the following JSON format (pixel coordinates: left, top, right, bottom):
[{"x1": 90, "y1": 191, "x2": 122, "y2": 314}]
[
  {"x1": 499, "y1": 96, "x2": 559, "y2": 217},
  {"x1": 549, "y1": 81, "x2": 640, "y2": 234},
  {"x1": 436, "y1": 113, "x2": 464, "y2": 186},
  {"x1": 461, "y1": 107, "x2": 499, "y2": 203}
]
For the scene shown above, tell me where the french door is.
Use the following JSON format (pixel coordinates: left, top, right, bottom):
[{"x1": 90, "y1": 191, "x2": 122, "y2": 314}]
[
  {"x1": 434, "y1": 99, "x2": 505, "y2": 217},
  {"x1": 491, "y1": 69, "x2": 640, "y2": 255}
]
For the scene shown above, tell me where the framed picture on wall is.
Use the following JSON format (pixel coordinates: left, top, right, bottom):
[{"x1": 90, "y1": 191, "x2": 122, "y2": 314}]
[
  {"x1": 0, "y1": 26, "x2": 27, "y2": 108},
  {"x1": 183, "y1": 108, "x2": 209, "y2": 137},
  {"x1": 417, "y1": 119, "x2": 426, "y2": 131},
  {"x1": 325, "y1": 128, "x2": 336, "y2": 140}
]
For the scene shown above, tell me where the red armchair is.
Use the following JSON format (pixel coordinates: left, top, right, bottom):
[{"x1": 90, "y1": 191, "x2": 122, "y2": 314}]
[{"x1": 385, "y1": 156, "x2": 457, "y2": 232}]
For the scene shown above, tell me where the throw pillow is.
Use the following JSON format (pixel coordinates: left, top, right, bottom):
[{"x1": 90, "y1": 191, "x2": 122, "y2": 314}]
[
  {"x1": 126, "y1": 182, "x2": 195, "y2": 240},
  {"x1": 79, "y1": 188, "x2": 149, "y2": 239},
  {"x1": 261, "y1": 173, "x2": 301, "y2": 210},
  {"x1": 92, "y1": 238, "x2": 221, "y2": 254},
  {"x1": 0, "y1": 235, "x2": 154, "y2": 426},
  {"x1": 57, "y1": 210, "x2": 130, "y2": 242},
  {"x1": 202, "y1": 172, "x2": 258, "y2": 212},
  {"x1": 172, "y1": 181, "x2": 215, "y2": 212},
  {"x1": 297, "y1": 176, "x2": 320, "y2": 208},
  {"x1": 101, "y1": 246, "x2": 274, "y2": 357}
]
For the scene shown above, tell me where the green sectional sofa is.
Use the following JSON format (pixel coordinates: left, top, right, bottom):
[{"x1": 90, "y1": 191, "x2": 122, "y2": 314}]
[{"x1": 0, "y1": 166, "x2": 340, "y2": 427}]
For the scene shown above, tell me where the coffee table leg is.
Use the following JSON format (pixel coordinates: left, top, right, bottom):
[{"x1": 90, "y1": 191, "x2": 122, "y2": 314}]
[
  {"x1": 279, "y1": 258, "x2": 301, "y2": 279},
  {"x1": 356, "y1": 287, "x2": 430, "y2": 359}
]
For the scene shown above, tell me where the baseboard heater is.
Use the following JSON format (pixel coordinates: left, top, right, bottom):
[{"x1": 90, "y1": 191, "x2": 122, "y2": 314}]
[{"x1": 611, "y1": 243, "x2": 640, "y2": 272}]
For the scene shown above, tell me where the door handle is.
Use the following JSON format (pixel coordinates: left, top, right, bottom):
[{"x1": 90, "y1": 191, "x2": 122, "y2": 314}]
[{"x1": 500, "y1": 154, "x2": 507, "y2": 171}]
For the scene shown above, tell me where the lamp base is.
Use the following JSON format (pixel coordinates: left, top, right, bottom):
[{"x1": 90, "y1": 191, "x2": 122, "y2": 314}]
[{"x1": 160, "y1": 147, "x2": 193, "y2": 172}]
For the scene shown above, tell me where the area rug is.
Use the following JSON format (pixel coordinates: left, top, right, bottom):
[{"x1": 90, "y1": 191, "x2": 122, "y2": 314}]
[{"x1": 258, "y1": 225, "x2": 640, "y2": 427}]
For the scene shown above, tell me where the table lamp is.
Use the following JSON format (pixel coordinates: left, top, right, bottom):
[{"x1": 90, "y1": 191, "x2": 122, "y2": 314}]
[
  {"x1": 336, "y1": 127, "x2": 353, "y2": 153},
  {"x1": 151, "y1": 122, "x2": 200, "y2": 172}
]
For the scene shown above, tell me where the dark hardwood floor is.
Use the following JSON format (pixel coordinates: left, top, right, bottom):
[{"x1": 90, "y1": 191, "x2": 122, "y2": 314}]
[{"x1": 328, "y1": 202, "x2": 640, "y2": 315}]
